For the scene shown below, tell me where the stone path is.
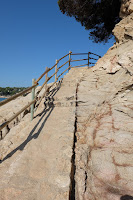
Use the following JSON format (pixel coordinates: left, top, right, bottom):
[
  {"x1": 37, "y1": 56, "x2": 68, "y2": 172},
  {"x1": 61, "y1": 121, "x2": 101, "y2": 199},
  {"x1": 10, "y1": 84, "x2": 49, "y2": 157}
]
[
  {"x1": 0, "y1": 67, "x2": 88, "y2": 200},
  {"x1": 0, "y1": 65, "x2": 133, "y2": 200}
]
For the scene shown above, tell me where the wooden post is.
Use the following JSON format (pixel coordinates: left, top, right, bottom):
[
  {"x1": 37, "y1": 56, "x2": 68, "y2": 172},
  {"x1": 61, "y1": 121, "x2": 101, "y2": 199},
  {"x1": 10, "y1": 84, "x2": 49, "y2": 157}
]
[
  {"x1": 88, "y1": 52, "x2": 90, "y2": 67},
  {"x1": 55, "y1": 59, "x2": 58, "y2": 82},
  {"x1": 45, "y1": 67, "x2": 48, "y2": 94},
  {"x1": 69, "y1": 51, "x2": 72, "y2": 70},
  {"x1": 31, "y1": 78, "x2": 35, "y2": 121}
]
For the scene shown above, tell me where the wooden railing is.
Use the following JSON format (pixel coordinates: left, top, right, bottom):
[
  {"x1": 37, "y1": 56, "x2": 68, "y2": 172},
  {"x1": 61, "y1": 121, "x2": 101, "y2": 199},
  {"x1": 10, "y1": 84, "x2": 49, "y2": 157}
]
[{"x1": 0, "y1": 51, "x2": 101, "y2": 133}]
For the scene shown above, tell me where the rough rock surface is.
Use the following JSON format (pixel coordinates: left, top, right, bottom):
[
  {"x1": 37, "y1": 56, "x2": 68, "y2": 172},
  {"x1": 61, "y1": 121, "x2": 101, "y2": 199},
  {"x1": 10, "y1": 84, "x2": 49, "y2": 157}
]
[
  {"x1": 74, "y1": 2, "x2": 133, "y2": 199},
  {"x1": 0, "y1": 1, "x2": 133, "y2": 200},
  {"x1": 0, "y1": 85, "x2": 50, "y2": 140},
  {"x1": 75, "y1": 67, "x2": 133, "y2": 200},
  {"x1": 0, "y1": 68, "x2": 88, "y2": 200},
  {"x1": 120, "y1": 0, "x2": 133, "y2": 18}
]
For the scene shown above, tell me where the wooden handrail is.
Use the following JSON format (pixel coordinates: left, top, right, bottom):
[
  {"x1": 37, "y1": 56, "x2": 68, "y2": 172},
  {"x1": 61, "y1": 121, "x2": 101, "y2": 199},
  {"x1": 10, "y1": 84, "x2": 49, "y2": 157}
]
[
  {"x1": 0, "y1": 99, "x2": 36, "y2": 132},
  {"x1": 0, "y1": 83, "x2": 38, "y2": 107},
  {"x1": 71, "y1": 52, "x2": 101, "y2": 58},
  {"x1": 36, "y1": 60, "x2": 70, "y2": 98},
  {"x1": 71, "y1": 53, "x2": 89, "y2": 55},
  {"x1": 58, "y1": 60, "x2": 70, "y2": 70},
  {"x1": 35, "y1": 68, "x2": 50, "y2": 84},
  {"x1": 35, "y1": 56, "x2": 66, "y2": 85},
  {"x1": 0, "y1": 50, "x2": 101, "y2": 134},
  {"x1": 36, "y1": 79, "x2": 59, "y2": 109},
  {"x1": 57, "y1": 53, "x2": 69, "y2": 62},
  {"x1": 71, "y1": 58, "x2": 88, "y2": 62},
  {"x1": 90, "y1": 52, "x2": 101, "y2": 57},
  {"x1": 57, "y1": 66, "x2": 70, "y2": 79},
  {"x1": 35, "y1": 60, "x2": 70, "y2": 108},
  {"x1": 89, "y1": 57, "x2": 98, "y2": 61},
  {"x1": 47, "y1": 70, "x2": 59, "y2": 83},
  {"x1": 89, "y1": 62, "x2": 95, "y2": 65},
  {"x1": 35, "y1": 63, "x2": 57, "y2": 84}
]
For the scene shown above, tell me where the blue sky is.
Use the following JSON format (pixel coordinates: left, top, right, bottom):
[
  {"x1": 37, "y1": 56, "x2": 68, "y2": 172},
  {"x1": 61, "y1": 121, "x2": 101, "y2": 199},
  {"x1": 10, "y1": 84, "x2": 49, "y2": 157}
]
[{"x1": 0, "y1": 0, "x2": 114, "y2": 87}]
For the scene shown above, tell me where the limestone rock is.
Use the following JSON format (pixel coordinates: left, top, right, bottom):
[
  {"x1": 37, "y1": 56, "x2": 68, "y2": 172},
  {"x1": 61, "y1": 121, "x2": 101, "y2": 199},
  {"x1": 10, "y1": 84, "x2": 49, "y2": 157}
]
[
  {"x1": 74, "y1": 3, "x2": 133, "y2": 199},
  {"x1": 0, "y1": 68, "x2": 88, "y2": 200},
  {"x1": 120, "y1": 0, "x2": 133, "y2": 18},
  {"x1": 0, "y1": 1, "x2": 133, "y2": 199}
]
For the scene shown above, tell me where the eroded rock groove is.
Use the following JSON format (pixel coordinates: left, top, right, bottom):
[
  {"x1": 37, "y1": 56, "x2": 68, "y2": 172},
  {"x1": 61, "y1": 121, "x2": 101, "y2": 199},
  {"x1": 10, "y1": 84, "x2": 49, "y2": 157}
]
[{"x1": 69, "y1": 83, "x2": 79, "y2": 200}]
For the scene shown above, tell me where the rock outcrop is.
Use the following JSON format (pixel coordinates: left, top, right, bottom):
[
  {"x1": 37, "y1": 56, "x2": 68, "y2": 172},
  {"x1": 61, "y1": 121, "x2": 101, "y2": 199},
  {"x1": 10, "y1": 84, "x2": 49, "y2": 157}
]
[
  {"x1": 0, "y1": 1, "x2": 133, "y2": 200},
  {"x1": 74, "y1": 1, "x2": 133, "y2": 200},
  {"x1": 120, "y1": 0, "x2": 133, "y2": 18}
]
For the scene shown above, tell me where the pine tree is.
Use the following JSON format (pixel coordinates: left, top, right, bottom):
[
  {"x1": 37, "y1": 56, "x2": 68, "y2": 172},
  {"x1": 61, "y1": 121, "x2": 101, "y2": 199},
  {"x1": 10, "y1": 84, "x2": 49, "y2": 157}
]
[{"x1": 58, "y1": 0, "x2": 121, "y2": 43}]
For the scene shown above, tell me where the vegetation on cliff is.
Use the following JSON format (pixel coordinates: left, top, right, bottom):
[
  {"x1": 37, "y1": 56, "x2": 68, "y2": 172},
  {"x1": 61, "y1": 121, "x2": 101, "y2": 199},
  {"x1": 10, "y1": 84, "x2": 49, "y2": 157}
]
[
  {"x1": 58, "y1": 0, "x2": 121, "y2": 43},
  {"x1": 0, "y1": 87, "x2": 27, "y2": 96}
]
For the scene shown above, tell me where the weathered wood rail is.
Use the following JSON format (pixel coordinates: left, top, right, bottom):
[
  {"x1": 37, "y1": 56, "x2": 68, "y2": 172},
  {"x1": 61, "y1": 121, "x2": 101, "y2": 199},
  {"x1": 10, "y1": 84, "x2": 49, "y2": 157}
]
[{"x1": 0, "y1": 51, "x2": 101, "y2": 133}]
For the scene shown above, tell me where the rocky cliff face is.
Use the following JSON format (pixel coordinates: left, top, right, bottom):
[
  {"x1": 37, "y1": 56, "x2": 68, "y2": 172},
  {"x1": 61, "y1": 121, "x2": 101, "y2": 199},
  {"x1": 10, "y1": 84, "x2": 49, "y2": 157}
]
[{"x1": 74, "y1": 1, "x2": 133, "y2": 200}]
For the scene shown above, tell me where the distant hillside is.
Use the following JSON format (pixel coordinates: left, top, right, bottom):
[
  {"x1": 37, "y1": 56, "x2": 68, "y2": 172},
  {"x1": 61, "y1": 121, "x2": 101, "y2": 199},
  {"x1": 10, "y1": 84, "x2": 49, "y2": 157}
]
[{"x1": 0, "y1": 87, "x2": 27, "y2": 96}]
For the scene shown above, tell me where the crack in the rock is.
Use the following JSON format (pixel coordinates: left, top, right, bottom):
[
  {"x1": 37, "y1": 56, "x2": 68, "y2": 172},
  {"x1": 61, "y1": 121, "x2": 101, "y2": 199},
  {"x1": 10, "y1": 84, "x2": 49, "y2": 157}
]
[
  {"x1": 121, "y1": 195, "x2": 133, "y2": 200},
  {"x1": 115, "y1": 108, "x2": 133, "y2": 118},
  {"x1": 84, "y1": 171, "x2": 88, "y2": 193},
  {"x1": 107, "y1": 70, "x2": 119, "y2": 75},
  {"x1": 114, "y1": 84, "x2": 133, "y2": 97},
  {"x1": 69, "y1": 83, "x2": 79, "y2": 200},
  {"x1": 0, "y1": 131, "x2": 2, "y2": 140}
]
